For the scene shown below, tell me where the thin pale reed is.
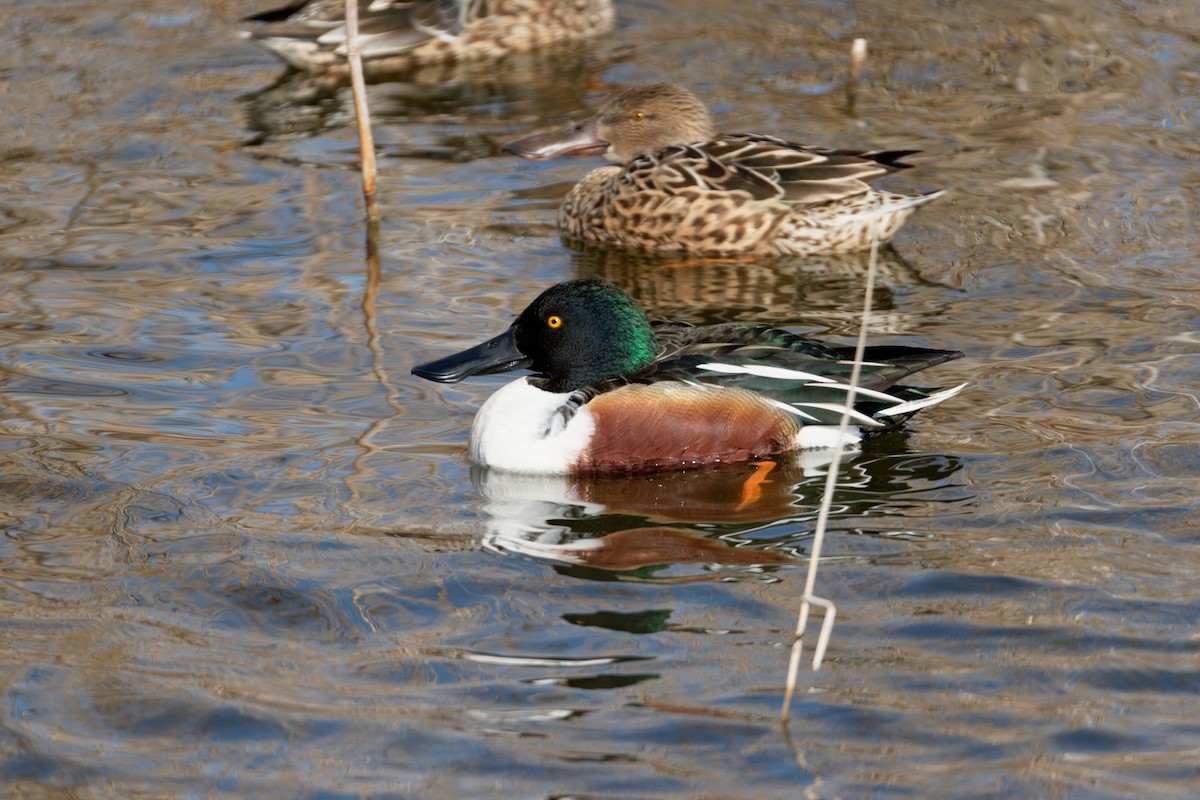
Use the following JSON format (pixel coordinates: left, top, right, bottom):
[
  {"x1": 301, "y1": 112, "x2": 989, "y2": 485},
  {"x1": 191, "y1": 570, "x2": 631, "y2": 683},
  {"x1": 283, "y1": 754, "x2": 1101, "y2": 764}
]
[{"x1": 782, "y1": 38, "x2": 876, "y2": 722}]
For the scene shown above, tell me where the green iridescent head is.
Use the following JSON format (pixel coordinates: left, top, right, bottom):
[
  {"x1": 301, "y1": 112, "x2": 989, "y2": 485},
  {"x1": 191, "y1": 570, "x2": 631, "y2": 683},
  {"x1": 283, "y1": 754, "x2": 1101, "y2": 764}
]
[
  {"x1": 514, "y1": 279, "x2": 657, "y2": 392},
  {"x1": 411, "y1": 279, "x2": 659, "y2": 393}
]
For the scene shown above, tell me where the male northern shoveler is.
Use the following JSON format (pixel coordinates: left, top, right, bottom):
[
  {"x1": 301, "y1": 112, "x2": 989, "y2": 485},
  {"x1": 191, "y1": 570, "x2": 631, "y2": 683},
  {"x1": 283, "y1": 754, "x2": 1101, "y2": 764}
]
[
  {"x1": 412, "y1": 279, "x2": 965, "y2": 474},
  {"x1": 243, "y1": 0, "x2": 615, "y2": 75},
  {"x1": 502, "y1": 83, "x2": 946, "y2": 256}
]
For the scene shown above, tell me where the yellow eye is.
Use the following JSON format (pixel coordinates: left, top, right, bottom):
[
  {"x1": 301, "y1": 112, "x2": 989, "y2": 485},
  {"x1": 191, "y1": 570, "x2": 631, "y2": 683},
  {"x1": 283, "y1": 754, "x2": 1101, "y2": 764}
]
[
  {"x1": 630, "y1": 110, "x2": 645, "y2": 121},
  {"x1": 547, "y1": 315, "x2": 563, "y2": 329}
]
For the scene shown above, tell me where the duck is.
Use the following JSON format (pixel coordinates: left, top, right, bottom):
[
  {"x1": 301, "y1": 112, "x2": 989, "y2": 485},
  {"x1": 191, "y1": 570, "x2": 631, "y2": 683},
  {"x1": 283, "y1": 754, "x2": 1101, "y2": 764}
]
[
  {"x1": 412, "y1": 279, "x2": 965, "y2": 474},
  {"x1": 242, "y1": 0, "x2": 615, "y2": 75},
  {"x1": 502, "y1": 83, "x2": 946, "y2": 256}
]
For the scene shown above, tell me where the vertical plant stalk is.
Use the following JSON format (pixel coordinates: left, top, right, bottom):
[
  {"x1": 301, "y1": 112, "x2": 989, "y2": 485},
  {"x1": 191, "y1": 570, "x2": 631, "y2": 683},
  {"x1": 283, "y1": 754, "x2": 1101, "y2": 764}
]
[
  {"x1": 781, "y1": 38, "x2": 879, "y2": 723},
  {"x1": 845, "y1": 38, "x2": 867, "y2": 115},
  {"x1": 781, "y1": 233, "x2": 878, "y2": 721},
  {"x1": 345, "y1": 0, "x2": 380, "y2": 223}
]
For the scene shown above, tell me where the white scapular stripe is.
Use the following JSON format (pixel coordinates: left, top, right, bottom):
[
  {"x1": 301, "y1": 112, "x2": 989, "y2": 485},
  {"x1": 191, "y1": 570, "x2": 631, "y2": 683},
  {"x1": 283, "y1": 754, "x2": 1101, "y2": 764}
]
[
  {"x1": 765, "y1": 397, "x2": 821, "y2": 422},
  {"x1": 696, "y1": 362, "x2": 836, "y2": 383},
  {"x1": 690, "y1": 362, "x2": 964, "y2": 427},
  {"x1": 794, "y1": 402, "x2": 883, "y2": 428},
  {"x1": 875, "y1": 383, "x2": 968, "y2": 418}
]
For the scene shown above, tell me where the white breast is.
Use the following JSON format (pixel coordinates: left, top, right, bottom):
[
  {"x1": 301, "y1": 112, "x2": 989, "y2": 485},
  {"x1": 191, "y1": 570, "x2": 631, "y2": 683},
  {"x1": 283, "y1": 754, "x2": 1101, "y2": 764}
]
[{"x1": 468, "y1": 379, "x2": 596, "y2": 474}]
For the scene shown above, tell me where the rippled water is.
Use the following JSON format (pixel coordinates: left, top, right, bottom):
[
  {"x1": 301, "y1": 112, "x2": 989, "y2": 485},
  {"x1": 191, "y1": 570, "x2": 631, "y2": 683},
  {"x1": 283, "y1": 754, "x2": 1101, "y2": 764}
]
[{"x1": 3, "y1": 0, "x2": 1200, "y2": 796}]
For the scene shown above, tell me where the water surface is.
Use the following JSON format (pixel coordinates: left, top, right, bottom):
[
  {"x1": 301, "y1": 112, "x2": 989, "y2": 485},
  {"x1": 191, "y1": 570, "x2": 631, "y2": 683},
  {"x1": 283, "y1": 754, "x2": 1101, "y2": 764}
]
[{"x1": 2, "y1": 0, "x2": 1200, "y2": 796}]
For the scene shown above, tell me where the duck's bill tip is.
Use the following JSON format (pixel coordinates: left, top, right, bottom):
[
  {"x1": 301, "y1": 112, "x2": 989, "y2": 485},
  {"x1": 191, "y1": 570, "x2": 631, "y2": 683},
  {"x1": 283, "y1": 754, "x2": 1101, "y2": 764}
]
[
  {"x1": 412, "y1": 328, "x2": 531, "y2": 383},
  {"x1": 501, "y1": 117, "x2": 609, "y2": 161}
]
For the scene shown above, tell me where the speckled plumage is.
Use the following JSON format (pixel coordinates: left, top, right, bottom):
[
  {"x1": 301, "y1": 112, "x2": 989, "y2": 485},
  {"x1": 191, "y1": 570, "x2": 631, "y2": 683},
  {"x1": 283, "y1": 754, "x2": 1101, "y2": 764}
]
[
  {"x1": 243, "y1": 0, "x2": 615, "y2": 74},
  {"x1": 504, "y1": 84, "x2": 946, "y2": 256}
]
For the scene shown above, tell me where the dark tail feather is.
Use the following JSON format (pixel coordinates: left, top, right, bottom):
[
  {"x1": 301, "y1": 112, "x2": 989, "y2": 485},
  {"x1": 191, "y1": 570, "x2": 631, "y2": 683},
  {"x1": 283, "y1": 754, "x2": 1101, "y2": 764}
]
[
  {"x1": 242, "y1": 1, "x2": 309, "y2": 23},
  {"x1": 835, "y1": 345, "x2": 964, "y2": 376},
  {"x1": 807, "y1": 147, "x2": 938, "y2": 172},
  {"x1": 863, "y1": 149, "x2": 942, "y2": 170}
]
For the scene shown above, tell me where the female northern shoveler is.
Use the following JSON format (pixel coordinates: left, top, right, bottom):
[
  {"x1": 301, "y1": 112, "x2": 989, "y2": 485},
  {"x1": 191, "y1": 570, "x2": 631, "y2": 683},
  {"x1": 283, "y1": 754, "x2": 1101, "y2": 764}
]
[
  {"x1": 243, "y1": 0, "x2": 615, "y2": 74},
  {"x1": 503, "y1": 83, "x2": 946, "y2": 256},
  {"x1": 412, "y1": 279, "x2": 965, "y2": 474}
]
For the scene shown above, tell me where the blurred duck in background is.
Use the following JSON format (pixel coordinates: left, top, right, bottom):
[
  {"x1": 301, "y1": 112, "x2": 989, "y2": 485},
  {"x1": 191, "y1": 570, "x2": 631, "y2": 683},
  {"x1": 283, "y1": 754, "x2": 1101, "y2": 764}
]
[{"x1": 242, "y1": 0, "x2": 615, "y2": 75}]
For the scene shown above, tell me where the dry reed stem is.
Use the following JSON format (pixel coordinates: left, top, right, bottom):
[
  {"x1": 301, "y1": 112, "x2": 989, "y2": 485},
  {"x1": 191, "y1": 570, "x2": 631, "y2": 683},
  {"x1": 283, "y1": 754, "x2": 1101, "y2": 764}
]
[{"x1": 344, "y1": 0, "x2": 380, "y2": 223}]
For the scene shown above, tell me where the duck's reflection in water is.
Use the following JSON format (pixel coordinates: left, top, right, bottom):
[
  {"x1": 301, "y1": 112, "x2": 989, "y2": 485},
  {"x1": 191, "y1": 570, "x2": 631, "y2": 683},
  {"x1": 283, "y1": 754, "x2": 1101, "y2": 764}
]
[
  {"x1": 472, "y1": 443, "x2": 964, "y2": 582},
  {"x1": 570, "y1": 245, "x2": 949, "y2": 334},
  {"x1": 241, "y1": 46, "x2": 607, "y2": 148}
]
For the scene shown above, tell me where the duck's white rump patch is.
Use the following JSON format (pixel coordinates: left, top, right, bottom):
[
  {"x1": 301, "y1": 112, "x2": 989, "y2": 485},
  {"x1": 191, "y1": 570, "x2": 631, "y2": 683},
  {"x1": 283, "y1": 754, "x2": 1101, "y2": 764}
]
[{"x1": 794, "y1": 425, "x2": 864, "y2": 450}]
